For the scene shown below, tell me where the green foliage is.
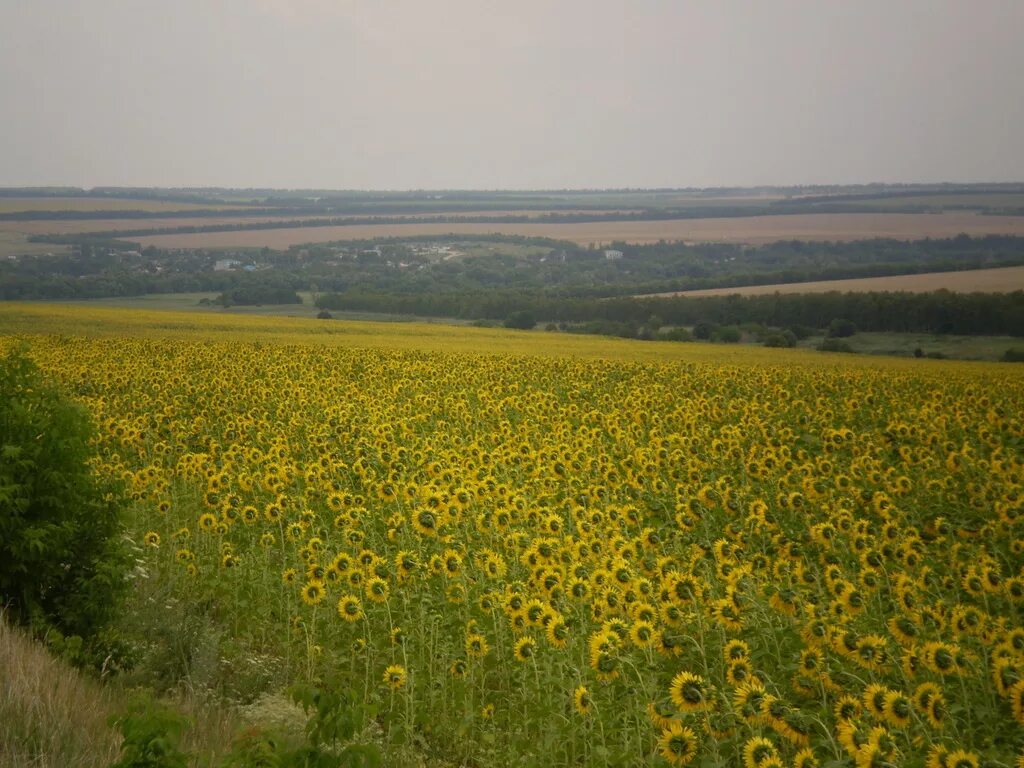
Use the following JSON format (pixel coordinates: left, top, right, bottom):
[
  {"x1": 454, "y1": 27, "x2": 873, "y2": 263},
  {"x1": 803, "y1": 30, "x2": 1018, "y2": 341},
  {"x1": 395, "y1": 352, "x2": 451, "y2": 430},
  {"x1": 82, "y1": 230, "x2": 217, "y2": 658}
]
[
  {"x1": 692, "y1": 321, "x2": 717, "y2": 340},
  {"x1": 762, "y1": 330, "x2": 797, "y2": 348},
  {"x1": 819, "y1": 338, "x2": 855, "y2": 353},
  {"x1": 1001, "y1": 347, "x2": 1024, "y2": 362},
  {"x1": 827, "y1": 318, "x2": 858, "y2": 338},
  {"x1": 0, "y1": 346, "x2": 128, "y2": 638},
  {"x1": 659, "y1": 327, "x2": 693, "y2": 342},
  {"x1": 286, "y1": 683, "x2": 381, "y2": 768},
  {"x1": 108, "y1": 683, "x2": 382, "y2": 768},
  {"x1": 712, "y1": 325, "x2": 742, "y2": 343},
  {"x1": 503, "y1": 310, "x2": 536, "y2": 330},
  {"x1": 108, "y1": 695, "x2": 191, "y2": 768}
]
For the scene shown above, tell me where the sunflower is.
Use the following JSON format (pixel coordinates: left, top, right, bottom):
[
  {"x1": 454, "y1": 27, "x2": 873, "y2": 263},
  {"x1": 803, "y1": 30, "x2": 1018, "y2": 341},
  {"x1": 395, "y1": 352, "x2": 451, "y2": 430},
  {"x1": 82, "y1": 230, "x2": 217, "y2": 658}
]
[
  {"x1": 944, "y1": 750, "x2": 980, "y2": 768},
  {"x1": 300, "y1": 580, "x2": 325, "y2": 606},
  {"x1": 881, "y1": 691, "x2": 912, "y2": 727},
  {"x1": 629, "y1": 620, "x2": 656, "y2": 648},
  {"x1": 573, "y1": 685, "x2": 592, "y2": 716},
  {"x1": 862, "y1": 683, "x2": 890, "y2": 720},
  {"x1": 854, "y1": 635, "x2": 888, "y2": 672},
  {"x1": 925, "y1": 693, "x2": 946, "y2": 729},
  {"x1": 513, "y1": 636, "x2": 536, "y2": 662},
  {"x1": 726, "y1": 658, "x2": 755, "y2": 686},
  {"x1": 723, "y1": 639, "x2": 751, "y2": 662},
  {"x1": 1009, "y1": 679, "x2": 1024, "y2": 725},
  {"x1": 337, "y1": 594, "x2": 363, "y2": 622},
  {"x1": 657, "y1": 722, "x2": 698, "y2": 766},
  {"x1": 143, "y1": 531, "x2": 160, "y2": 547},
  {"x1": 913, "y1": 682, "x2": 941, "y2": 713},
  {"x1": 742, "y1": 736, "x2": 778, "y2": 768},
  {"x1": 669, "y1": 671, "x2": 708, "y2": 712},
  {"x1": 793, "y1": 747, "x2": 819, "y2": 768},
  {"x1": 465, "y1": 633, "x2": 489, "y2": 658},
  {"x1": 546, "y1": 616, "x2": 570, "y2": 648},
  {"x1": 383, "y1": 664, "x2": 407, "y2": 690},
  {"x1": 365, "y1": 576, "x2": 390, "y2": 603},
  {"x1": 412, "y1": 508, "x2": 439, "y2": 537},
  {"x1": 832, "y1": 694, "x2": 860, "y2": 723},
  {"x1": 734, "y1": 679, "x2": 768, "y2": 724}
]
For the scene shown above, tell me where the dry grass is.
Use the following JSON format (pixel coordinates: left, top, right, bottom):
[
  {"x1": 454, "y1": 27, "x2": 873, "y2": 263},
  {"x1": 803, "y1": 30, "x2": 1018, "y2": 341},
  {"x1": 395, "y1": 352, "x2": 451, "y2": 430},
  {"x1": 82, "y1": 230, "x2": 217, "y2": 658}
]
[
  {"x1": 125, "y1": 212, "x2": 1024, "y2": 249},
  {"x1": 0, "y1": 620, "x2": 121, "y2": 768},
  {"x1": 647, "y1": 265, "x2": 1024, "y2": 297},
  {"x1": 0, "y1": 619, "x2": 241, "y2": 768}
]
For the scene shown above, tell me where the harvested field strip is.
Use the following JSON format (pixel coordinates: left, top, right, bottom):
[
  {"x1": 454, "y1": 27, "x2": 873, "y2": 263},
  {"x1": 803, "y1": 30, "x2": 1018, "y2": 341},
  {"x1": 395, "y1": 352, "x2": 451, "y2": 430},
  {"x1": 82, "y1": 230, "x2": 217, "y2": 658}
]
[
  {"x1": 0, "y1": 197, "x2": 248, "y2": 213},
  {"x1": 128, "y1": 212, "x2": 1024, "y2": 249},
  {"x1": 646, "y1": 265, "x2": 1024, "y2": 297}
]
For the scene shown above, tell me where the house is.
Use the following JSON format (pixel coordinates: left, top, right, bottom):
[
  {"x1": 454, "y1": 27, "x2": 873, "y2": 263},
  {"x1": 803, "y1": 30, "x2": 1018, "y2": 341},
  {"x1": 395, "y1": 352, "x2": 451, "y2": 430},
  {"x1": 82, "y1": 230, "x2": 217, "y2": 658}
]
[
  {"x1": 604, "y1": 249, "x2": 624, "y2": 261},
  {"x1": 214, "y1": 259, "x2": 242, "y2": 271}
]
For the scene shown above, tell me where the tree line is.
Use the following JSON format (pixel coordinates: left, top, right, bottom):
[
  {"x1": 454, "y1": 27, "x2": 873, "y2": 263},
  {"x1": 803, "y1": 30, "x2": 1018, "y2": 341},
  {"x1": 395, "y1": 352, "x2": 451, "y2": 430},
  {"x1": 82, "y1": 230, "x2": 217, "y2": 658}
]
[{"x1": 316, "y1": 288, "x2": 1024, "y2": 337}]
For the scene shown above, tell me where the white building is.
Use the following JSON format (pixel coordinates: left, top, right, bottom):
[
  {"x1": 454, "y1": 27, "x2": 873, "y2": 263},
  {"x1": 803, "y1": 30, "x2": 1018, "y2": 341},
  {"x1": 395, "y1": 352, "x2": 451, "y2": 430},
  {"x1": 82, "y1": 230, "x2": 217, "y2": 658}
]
[{"x1": 604, "y1": 249, "x2": 624, "y2": 261}]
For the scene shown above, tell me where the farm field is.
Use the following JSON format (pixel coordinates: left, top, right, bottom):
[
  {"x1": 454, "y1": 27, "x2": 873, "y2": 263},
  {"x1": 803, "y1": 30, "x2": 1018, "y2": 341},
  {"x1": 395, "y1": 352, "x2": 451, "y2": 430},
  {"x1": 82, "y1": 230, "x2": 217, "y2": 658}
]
[
  {"x1": 0, "y1": 230, "x2": 71, "y2": 260},
  {"x1": 651, "y1": 265, "x2": 1024, "y2": 298},
  {"x1": 0, "y1": 210, "x2": 642, "y2": 237},
  {"x1": 0, "y1": 196, "x2": 248, "y2": 213},
  {"x1": 2, "y1": 303, "x2": 1023, "y2": 766},
  {"x1": 127, "y1": 212, "x2": 1024, "y2": 249}
]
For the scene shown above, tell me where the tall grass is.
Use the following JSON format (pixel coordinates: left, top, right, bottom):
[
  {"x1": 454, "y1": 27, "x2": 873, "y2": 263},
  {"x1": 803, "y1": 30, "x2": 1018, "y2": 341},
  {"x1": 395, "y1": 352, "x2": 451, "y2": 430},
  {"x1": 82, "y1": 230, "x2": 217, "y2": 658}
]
[{"x1": 0, "y1": 620, "x2": 121, "y2": 768}]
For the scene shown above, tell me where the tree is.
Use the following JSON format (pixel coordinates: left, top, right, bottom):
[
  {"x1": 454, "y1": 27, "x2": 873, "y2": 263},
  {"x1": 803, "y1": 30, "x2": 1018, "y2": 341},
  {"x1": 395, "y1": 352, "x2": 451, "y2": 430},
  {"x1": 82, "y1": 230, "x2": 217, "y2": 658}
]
[{"x1": 0, "y1": 348, "x2": 128, "y2": 638}]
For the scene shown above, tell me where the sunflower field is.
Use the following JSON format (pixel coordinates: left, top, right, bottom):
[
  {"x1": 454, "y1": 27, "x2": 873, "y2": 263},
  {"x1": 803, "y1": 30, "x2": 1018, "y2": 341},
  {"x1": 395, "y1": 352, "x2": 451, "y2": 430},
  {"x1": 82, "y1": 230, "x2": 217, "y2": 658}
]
[{"x1": 2, "y1": 306, "x2": 1023, "y2": 768}]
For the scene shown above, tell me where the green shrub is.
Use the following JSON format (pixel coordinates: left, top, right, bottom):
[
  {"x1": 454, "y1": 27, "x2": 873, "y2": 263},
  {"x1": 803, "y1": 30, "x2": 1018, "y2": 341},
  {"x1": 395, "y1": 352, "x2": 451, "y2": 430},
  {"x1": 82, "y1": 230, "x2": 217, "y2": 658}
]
[
  {"x1": 763, "y1": 330, "x2": 797, "y2": 348},
  {"x1": 827, "y1": 318, "x2": 857, "y2": 338},
  {"x1": 712, "y1": 325, "x2": 742, "y2": 343},
  {"x1": 503, "y1": 310, "x2": 537, "y2": 330},
  {"x1": 0, "y1": 347, "x2": 129, "y2": 639},
  {"x1": 1001, "y1": 348, "x2": 1024, "y2": 362},
  {"x1": 109, "y1": 695, "x2": 191, "y2": 768},
  {"x1": 659, "y1": 327, "x2": 693, "y2": 342},
  {"x1": 818, "y1": 338, "x2": 855, "y2": 353}
]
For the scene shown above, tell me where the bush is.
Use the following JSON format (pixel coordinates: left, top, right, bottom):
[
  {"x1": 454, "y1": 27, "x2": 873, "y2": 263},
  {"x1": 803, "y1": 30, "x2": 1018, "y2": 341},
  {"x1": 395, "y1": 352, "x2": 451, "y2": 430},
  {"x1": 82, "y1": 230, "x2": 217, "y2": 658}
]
[
  {"x1": 1002, "y1": 348, "x2": 1024, "y2": 363},
  {"x1": 818, "y1": 338, "x2": 855, "y2": 353},
  {"x1": 316, "y1": 310, "x2": 333, "y2": 320},
  {"x1": 763, "y1": 330, "x2": 797, "y2": 348},
  {"x1": 712, "y1": 325, "x2": 742, "y2": 343},
  {"x1": 659, "y1": 327, "x2": 693, "y2": 342},
  {"x1": 503, "y1": 311, "x2": 536, "y2": 330},
  {"x1": 0, "y1": 348, "x2": 128, "y2": 638},
  {"x1": 827, "y1": 318, "x2": 857, "y2": 338},
  {"x1": 693, "y1": 321, "x2": 717, "y2": 340}
]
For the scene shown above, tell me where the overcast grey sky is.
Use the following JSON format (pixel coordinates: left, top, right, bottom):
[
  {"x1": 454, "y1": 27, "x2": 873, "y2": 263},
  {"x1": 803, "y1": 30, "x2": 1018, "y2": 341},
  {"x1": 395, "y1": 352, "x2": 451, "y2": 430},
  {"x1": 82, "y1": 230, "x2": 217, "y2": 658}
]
[{"x1": 1, "y1": 0, "x2": 1022, "y2": 189}]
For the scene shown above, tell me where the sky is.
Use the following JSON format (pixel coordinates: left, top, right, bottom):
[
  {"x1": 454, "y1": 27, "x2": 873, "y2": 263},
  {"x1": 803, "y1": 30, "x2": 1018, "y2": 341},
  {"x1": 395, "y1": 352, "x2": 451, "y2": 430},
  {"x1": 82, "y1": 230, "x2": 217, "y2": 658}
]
[{"x1": 1, "y1": 0, "x2": 1022, "y2": 190}]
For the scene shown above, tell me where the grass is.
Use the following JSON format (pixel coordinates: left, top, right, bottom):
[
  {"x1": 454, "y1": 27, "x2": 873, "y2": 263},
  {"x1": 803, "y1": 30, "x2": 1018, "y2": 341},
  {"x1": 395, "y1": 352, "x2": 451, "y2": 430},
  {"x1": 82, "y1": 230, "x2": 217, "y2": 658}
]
[
  {"x1": 0, "y1": 619, "x2": 248, "y2": 768},
  {"x1": 806, "y1": 331, "x2": 1024, "y2": 361},
  {"x1": 0, "y1": 620, "x2": 122, "y2": 768}
]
